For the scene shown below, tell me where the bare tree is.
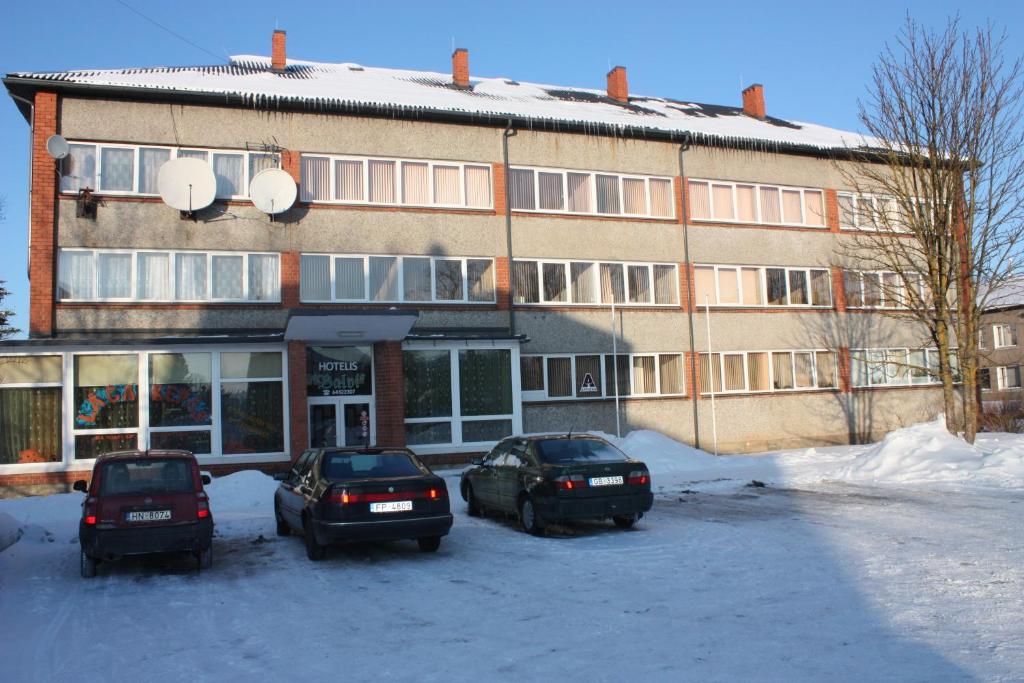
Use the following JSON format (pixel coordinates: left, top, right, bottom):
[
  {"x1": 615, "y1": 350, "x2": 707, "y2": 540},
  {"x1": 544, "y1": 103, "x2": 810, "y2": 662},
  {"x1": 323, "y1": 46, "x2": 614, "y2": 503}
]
[{"x1": 838, "y1": 16, "x2": 1024, "y2": 443}]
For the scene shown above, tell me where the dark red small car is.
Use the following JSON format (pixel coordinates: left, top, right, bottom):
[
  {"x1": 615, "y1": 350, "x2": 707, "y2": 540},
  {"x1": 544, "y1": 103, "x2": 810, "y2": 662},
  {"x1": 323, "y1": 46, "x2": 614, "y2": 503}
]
[{"x1": 73, "y1": 450, "x2": 214, "y2": 578}]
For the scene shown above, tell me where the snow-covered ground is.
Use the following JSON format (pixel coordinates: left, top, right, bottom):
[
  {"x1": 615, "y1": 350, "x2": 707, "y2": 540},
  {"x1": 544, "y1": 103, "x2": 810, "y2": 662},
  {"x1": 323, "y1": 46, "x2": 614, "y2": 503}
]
[{"x1": 1, "y1": 420, "x2": 1022, "y2": 681}]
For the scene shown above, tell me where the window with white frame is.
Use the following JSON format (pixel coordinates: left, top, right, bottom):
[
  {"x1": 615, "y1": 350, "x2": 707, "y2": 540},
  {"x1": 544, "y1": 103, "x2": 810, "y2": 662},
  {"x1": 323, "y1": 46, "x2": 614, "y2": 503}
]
[
  {"x1": 688, "y1": 179, "x2": 825, "y2": 227},
  {"x1": 844, "y1": 270, "x2": 923, "y2": 309},
  {"x1": 837, "y1": 192, "x2": 916, "y2": 231},
  {"x1": 68, "y1": 349, "x2": 285, "y2": 461},
  {"x1": 0, "y1": 355, "x2": 63, "y2": 466},
  {"x1": 693, "y1": 264, "x2": 832, "y2": 308},
  {"x1": 993, "y1": 323, "x2": 1018, "y2": 348},
  {"x1": 300, "y1": 254, "x2": 495, "y2": 304},
  {"x1": 511, "y1": 260, "x2": 678, "y2": 306},
  {"x1": 996, "y1": 365, "x2": 1022, "y2": 390},
  {"x1": 403, "y1": 345, "x2": 518, "y2": 447},
  {"x1": 520, "y1": 352, "x2": 685, "y2": 401},
  {"x1": 299, "y1": 154, "x2": 492, "y2": 209},
  {"x1": 978, "y1": 329, "x2": 988, "y2": 349},
  {"x1": 60, "y1": 142, "x2": 280, "y2": 199},
  {"x1": 57, "y1": 249, "x2": 280, "y2": 303},
  {"x1": 698, "y1": 350, "x2": 837, "y2": 394},
  {"x1": 509, "y1": 166, "x2": 674, "y2": 219},
  {"x1": 850, "y1": 348, "x2": 947, "y2": 387}
]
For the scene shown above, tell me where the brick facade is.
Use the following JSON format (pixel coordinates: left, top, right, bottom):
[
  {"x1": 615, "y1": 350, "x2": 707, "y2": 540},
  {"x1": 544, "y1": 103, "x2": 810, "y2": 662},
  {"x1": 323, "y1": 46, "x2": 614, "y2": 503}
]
[
  {"x1": 287, "y1": 340, "x2": 309, "y2": 461},
  {"x1": 29, "y1": 91, "x2": 58, "y2": 337},
  {"x1": 373, "y1": 341, "x2": 406, "y2": 447}
]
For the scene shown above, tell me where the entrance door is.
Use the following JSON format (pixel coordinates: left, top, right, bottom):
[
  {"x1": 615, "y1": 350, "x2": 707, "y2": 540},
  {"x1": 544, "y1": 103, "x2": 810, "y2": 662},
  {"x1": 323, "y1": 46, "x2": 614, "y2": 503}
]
[{"x1": 308, "y1": 398, "x2": 374, "y2": 448}]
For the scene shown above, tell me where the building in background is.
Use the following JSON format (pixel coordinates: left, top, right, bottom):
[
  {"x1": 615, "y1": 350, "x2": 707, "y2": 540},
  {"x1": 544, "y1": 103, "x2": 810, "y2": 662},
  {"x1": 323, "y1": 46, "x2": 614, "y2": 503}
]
[
  {"x1": 978, "y1": 277, "x2": 1024, "y2": 408},
  {"x1": 0, "y1": 31, "x2": 946, "y2": 493}
]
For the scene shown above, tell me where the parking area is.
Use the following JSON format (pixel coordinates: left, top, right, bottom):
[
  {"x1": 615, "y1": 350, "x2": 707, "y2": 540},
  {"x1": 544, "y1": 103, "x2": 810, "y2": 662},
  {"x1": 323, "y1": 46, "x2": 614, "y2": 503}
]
[{"x1": 1, "y1": 466, "x2": 1022, "y2": 682}]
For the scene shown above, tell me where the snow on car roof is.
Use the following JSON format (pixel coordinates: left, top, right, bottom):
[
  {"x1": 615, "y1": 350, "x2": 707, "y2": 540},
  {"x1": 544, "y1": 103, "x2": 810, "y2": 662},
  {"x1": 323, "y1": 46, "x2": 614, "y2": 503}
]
[{"x1": 6, "y1": 55, "x2": 876, "y2": 154}]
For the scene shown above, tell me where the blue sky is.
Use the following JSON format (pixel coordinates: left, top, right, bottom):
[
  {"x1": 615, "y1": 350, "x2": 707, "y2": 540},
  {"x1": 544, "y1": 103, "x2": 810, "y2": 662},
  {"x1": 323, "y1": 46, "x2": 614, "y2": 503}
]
[{"x1": 1, "y1": 0, "x2": 1021, "y2": 337}]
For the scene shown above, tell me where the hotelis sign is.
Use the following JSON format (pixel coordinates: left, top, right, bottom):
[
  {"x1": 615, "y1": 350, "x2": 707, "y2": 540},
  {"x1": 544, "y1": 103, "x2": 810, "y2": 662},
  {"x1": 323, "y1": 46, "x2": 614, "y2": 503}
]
[{"x1": 307, "y1": 347, "x2": 372, "y2": 396}]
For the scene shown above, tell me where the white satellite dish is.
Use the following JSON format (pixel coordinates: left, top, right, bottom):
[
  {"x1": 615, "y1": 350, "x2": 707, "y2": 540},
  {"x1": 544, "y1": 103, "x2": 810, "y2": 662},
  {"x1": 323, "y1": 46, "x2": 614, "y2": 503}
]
[
  {"x1": 249, "y1": 168, "x2": 297, "y2": 217},
  {"x1": 157, "y1": 157, "x2": 217, "y2": 215},
  {"x1": 46, "y1": 134, "x2": 69, "y2": 160}
]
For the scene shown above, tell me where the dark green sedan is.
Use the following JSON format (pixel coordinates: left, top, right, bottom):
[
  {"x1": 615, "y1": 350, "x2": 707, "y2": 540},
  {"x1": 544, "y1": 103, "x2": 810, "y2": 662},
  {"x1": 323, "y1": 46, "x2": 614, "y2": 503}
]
[{"x1": 459, "y1": 434, "x2": 653, "y2": 535}]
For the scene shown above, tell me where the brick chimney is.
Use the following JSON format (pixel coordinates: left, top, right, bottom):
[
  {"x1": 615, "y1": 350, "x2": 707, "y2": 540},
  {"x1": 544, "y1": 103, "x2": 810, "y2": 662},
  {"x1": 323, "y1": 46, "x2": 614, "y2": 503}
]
[
  {"x1": 452, "y1": 48, "x2": 469, "y2": 88},
  {"x1": 607, "y1": 66, "x2": 628, "y2": 103},
  {"x1": 742, "y1": 83, "x2": 766, "y2": 119},
  {"x1": 272, "y1": 30, "x2": 287, "y2": 72}
]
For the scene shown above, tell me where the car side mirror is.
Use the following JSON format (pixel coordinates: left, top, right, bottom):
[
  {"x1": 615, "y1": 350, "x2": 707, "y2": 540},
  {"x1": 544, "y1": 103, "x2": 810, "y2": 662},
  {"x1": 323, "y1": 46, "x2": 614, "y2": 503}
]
[
  {"x1": 272, "y1": 472, "x2": 288, "y2": 481},
  {"x1": 72, "y1": 480, "x2": 88, "y2": 493},
  {"x1": 201, "y1": 475, "x2": 212, "y2": 485},
  {"x1": 471, "y1": 458, "x2": 484, "y2": 466}
]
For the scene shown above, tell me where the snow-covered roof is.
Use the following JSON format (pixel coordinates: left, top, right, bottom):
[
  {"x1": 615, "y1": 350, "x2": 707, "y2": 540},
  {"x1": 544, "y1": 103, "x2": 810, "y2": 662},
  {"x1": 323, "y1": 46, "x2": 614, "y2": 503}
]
[
  {"x1": 5, "y1": 55, "x2": 875, "y2": 154},
  {"x1": 980, "y1": 276, "x2": 1024, "y2": 311}
]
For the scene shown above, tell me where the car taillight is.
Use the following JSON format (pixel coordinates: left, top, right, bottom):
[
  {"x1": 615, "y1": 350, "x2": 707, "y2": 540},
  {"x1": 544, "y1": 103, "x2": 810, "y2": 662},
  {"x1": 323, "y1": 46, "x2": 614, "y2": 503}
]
[
  {"x1": 627, "y1": 470, "x2": 649, "y2": 485},
  {"x1": 84, "y1": 498, "x2": 97, "y2": 525},
  {"x1": 196, "y1": 491, "x2": 210, "y2": 519},
  {"x1": 554, "y1": 474, "x2": 587, "y2": 490},
  {"x1": 328, "y1": 490, "x2": 351, "y2": 505},
  {"x1": 428, "y1": 488, "x2": 446, "y2": 500}
]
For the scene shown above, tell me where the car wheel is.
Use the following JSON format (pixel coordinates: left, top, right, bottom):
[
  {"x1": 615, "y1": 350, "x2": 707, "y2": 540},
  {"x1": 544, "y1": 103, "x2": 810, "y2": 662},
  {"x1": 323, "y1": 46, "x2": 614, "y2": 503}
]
[
  {"x1": 613, "y1": 514, "x2": 638, "y2": 529},
  {"x1": 197, "y1": 544, "x2": 213, "y2": 571},
  {"x1": 464, "y1": 483, "x2": 481, "y2": 517},
  {"x1": 417, "y1": 536, "x2": 441, "y2": 553},
  {"x1": 274, "y1": 503, "x2": 291, "y2": 537},
  {"x1": 519, "y1": 496, "x2": 546, "y2": 536},
  {"x1": 303, "y1": 517, "x2": 326, "y2": 561},
  {"x1": 80, "y1": 550, "x2": 97, "y2": 579}
]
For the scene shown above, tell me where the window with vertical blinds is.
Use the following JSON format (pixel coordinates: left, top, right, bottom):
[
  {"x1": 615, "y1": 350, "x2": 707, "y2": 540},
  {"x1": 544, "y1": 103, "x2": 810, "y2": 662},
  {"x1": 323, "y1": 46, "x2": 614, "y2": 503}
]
[
  {"x1": 513, "y1": 259, "x2": 678, "y2": 307},
  {"x1": 698, "y1": 350, "x2": 839, "y2": 394},
  {"x1": 508, "y1": 166, "x2": 674, "y2": 218},
  {"x1": 299, "y1": 154, "x2": 492, "y2": 209},
  {"x1": 688, "y1": 179, "x2": 826, "y2": 228},
  {"x1": 694, "y1": 264, "x2": 832, "y2": 308},
  {"x1": 300, "y1": 253, "x2": 496, "y2": 304},
  {"x1": 521, "y1": 352, "x2": 686, "y2": 400}
]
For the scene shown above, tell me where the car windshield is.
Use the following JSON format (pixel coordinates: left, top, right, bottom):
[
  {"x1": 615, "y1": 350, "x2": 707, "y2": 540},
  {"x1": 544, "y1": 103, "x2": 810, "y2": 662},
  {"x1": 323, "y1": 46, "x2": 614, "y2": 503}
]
[
  {"x1": 322, "y1": 452, "x2": 423, "y2": 479},
  {"x1": 99, "y1": 459, "x2": 194, "y2": 496},
  {"x1": 535, "y1": 439, "x2": 629, "y2": 465}
]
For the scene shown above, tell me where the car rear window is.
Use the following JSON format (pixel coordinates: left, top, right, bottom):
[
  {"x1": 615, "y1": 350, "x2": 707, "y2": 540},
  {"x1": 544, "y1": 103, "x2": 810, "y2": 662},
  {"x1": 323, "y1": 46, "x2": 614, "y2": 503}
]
[
  {"x1": 99, "y1": 459, "x2": 194, "y2": 496},
  {"x1": 322, "y1": 452, "x2": 423, "y2": 479},
  {"x1": 535, "y1": 439, "x2": 629, "y2": 464}
]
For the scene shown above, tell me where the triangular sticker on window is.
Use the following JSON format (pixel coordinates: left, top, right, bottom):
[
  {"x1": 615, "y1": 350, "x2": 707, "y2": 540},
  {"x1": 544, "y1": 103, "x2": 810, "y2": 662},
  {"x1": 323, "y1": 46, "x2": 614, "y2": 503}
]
[{"x1": 579, "y1": 373, "x2": 598, "y2": 393}]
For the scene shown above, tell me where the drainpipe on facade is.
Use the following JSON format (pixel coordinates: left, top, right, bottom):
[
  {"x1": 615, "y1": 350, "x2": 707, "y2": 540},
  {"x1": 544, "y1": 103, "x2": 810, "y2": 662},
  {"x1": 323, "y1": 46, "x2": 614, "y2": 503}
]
[
  {"x1": 678, "y1": 136, "x2": 701, "y2": 450},
  {"x1": 503, "y1": 121, "x2": 517, "y2": 337}
]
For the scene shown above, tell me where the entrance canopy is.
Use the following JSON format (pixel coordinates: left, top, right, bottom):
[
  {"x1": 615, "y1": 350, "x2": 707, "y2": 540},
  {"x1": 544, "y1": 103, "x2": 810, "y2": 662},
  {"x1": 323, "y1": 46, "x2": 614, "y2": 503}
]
[{"x1": 284, "y1": 309, "x2": 419, "y2": 344}]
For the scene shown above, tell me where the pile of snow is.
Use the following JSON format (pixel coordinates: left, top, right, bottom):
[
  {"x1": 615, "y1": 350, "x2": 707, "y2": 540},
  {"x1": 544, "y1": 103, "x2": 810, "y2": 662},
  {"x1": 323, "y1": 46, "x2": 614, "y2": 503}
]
[
  {"x1": 598, "y1": 419, "x2": 1024, "y2": 491},
  {"x1": 204, "y1": 469, "x2": 278, "y2": 510},
  {"x1": 837, "y1": 417, "x2": 984, "y2": 484},
  {"x1": 0, "y1": 511, "x2": 22, "y2": 553},
  {"x1": 834, "y1": 417, "x2": 1024, "y2": 488},
  {"x1": 602, "y1": 429, "x2": 731, "y2": 475}
]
